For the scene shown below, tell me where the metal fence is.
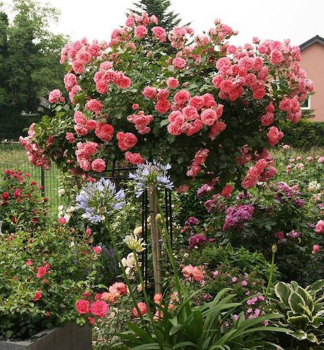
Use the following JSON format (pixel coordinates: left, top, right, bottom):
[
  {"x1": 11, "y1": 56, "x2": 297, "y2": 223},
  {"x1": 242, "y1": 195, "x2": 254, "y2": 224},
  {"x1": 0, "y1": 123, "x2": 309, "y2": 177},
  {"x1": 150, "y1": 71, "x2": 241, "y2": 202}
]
[{"x1": 0, "y1": 143, "x2": 62, "y2": 209}]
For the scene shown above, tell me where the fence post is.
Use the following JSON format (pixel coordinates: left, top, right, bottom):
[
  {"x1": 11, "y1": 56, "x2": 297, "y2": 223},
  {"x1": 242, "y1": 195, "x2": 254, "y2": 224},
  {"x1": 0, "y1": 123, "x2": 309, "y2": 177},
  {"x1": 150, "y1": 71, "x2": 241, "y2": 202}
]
[{"x1": 41, "y1": 168, "x2": 45, "y2": 197}]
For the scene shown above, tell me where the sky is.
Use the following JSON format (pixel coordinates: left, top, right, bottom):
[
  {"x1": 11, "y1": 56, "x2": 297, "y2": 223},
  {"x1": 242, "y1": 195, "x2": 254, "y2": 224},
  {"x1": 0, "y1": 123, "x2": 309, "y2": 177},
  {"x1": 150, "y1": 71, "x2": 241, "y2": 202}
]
[{"x1": 3, "y1": 0, "x2": 324, "y2": 46}]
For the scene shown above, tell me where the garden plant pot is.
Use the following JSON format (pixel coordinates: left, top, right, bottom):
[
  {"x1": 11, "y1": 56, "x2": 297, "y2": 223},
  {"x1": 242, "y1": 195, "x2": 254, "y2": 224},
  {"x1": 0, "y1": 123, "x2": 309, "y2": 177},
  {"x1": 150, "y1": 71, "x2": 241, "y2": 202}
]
[{"x1": 0, "y1": 323, "x2": 92, "y2": 350}]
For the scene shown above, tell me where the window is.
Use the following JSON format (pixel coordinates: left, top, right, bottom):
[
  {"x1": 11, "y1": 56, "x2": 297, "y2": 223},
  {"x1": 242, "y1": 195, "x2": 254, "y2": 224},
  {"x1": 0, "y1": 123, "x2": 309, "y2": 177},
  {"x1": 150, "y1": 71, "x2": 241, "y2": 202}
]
[{"x1": 301, "y1": 95, "x2": 311, "y2": 110}]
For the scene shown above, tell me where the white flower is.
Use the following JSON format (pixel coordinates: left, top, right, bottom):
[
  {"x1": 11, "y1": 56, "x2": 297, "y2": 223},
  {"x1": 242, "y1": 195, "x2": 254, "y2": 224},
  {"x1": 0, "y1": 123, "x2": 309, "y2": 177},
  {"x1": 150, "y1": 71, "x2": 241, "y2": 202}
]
[
  {"x1": 67, "y1": 206, "x2": 76, "y2": 213},
  {"x1": 124, "y1": 234, "x2": 146, "y2": 253},
  {"x1": 133, "y1": 226, "x2": 142, "y2": 235},
  {"x1": 82, "y1": 213, "x2": 88, "y2": 219},
  {"x1": 64, "y1": 214, "x2": 71, "y2": 222},
  {"x1": 58, "y1": 211, "x2": 64, "y2": 218},
  {"x1": 58, "y1": 189, "x2": 65, "y2": 196},
  {"x1": 137, "y1": 284, "x2": 143, "y2": 292},
  {"x1": 58, "y1": 205, "x2": 64, "y2": 211}
]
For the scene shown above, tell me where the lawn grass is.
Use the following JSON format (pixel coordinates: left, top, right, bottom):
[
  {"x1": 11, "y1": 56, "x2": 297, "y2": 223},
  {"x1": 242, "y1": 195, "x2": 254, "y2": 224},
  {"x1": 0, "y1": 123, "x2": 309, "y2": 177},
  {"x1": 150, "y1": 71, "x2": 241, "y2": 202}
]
[{"x1": 0, "y1": 143, "x2": 62, "y2": 208}]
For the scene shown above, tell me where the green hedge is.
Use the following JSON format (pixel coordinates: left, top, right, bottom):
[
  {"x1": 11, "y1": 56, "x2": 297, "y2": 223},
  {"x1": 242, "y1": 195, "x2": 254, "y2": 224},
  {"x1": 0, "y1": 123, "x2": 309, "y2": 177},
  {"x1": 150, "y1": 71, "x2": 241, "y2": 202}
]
[{"x1": 280, "y1": 119, "x2": 324, "y2": 149}]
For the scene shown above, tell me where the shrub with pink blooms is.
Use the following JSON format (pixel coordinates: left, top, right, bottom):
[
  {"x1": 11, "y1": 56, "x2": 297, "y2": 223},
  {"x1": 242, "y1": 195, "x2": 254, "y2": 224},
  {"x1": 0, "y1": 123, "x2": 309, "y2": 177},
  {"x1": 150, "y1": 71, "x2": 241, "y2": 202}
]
[
  {"x1": 21, "y1": 12, "x2": 313, "y2": 191},
  {"x1": 0, "y1": 225, "x2": 98, "y2": 340},
  {"x1": 0, "y1": 169, "x2": 49, "y2": 234}
]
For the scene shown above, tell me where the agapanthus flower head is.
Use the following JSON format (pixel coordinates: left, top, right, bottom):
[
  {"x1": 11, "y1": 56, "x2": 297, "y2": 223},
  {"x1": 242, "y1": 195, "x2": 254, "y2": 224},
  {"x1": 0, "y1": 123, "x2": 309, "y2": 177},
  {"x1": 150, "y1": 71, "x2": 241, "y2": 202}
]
[
  {"x1": 76, "y1": 178, "x2": 125, "y2": 223},
  {"x1": 124, "y1": 234, "x2": 146, "y2": 253},
  {"x1": 129, "y1": 160, "x2": 173, "y2": 197}
]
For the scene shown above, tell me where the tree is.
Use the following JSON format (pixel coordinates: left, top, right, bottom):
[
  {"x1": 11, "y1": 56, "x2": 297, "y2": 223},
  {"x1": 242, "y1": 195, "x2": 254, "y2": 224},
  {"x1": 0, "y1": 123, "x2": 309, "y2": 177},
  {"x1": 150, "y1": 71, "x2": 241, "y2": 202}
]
[
  {"x1": 129, "y1": 0, "x2": 181, "y2": 33},
  {"x1": 0, "y1": 0, "x2": 67, "y2": 140}
]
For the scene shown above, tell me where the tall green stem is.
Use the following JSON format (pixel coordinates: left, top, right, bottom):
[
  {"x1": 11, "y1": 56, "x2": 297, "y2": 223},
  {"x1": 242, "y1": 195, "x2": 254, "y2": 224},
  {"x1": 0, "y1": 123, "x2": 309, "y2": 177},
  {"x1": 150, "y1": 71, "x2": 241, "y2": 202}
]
[
  {"x1": 133, "y1": 251, "x2": 163, "y2": 349},
  {"x1": 153, "y1": 189, "x2": 183, "y2": 303},
  {"x1": 105, "y1": 220, "x2": 148, "y2": 330}
]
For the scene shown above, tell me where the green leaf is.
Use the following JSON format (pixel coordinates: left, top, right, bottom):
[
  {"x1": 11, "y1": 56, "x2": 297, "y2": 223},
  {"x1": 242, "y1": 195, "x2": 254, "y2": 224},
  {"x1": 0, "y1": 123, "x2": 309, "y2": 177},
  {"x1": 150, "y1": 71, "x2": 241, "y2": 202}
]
[
  {"x1": 292, "y1": 330, "x2": 308, "y2": 340},
  {"x1": 310, "y1": 280, "x2": 324, "y2": 294},
  {"x1": 288, "y1": 292, "x2": 306, "y2": 314},
  {"x1": 275, "y1": 282, "x2": 291, "y2": 305},
  {"x1": 169, "y1": 324, "x2": 182, "y2": 336},
  {"x1": 173, "y1": 342, "x2": 198, "y2": 349},
  {"x1": 287, "y1": 315, "x2": 309, "y2": 328}
]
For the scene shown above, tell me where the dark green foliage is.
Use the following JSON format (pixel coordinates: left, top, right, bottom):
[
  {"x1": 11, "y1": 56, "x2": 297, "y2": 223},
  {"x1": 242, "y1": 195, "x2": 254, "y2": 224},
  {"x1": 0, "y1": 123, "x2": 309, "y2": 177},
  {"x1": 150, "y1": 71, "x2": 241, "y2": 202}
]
[
  {"x1": 0, "y1": 0, "x2": 67, "y2": 140},
  {"x1": 280, "y1": 119, "x2": 324, "y2": 149},
  {"x1": 129, "y1": 0, "x2": 181, "y2": 32}
]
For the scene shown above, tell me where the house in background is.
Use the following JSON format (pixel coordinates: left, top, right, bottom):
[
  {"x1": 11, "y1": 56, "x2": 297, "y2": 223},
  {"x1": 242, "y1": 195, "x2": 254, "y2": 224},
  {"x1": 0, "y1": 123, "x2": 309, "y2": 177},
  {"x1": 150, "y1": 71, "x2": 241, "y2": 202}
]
[{"x1": 300, "y1": 35, "x2": 324, "y2": 122}]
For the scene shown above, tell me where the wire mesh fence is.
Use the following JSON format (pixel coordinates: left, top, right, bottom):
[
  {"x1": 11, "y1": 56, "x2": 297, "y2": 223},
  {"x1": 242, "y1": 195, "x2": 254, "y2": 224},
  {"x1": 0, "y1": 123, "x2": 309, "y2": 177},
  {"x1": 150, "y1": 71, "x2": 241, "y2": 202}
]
[{"x1": 0, "y1": 143, "x2": 62, "y2": 209}]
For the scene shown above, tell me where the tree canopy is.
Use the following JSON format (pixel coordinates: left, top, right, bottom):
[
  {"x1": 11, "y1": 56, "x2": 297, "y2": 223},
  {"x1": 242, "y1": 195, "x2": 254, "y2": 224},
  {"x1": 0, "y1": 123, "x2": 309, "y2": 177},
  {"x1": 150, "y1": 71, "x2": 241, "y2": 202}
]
[
  {"x1": 0, "y1": 0, "x2": 67, "y2": 140},
  {"x1": 129, "y1": 0, "x2": 181, "y2": 33}
]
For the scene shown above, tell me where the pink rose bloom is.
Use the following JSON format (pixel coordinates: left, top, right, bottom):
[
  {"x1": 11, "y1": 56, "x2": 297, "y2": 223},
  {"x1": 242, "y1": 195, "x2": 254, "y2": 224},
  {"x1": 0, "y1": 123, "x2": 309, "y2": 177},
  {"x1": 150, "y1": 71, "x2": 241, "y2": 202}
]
[
  {"x1": 34, "y1": 292, "x2": 43, "y2": 302},
  {"x1": 95, "y1": 122, "x2": 114, "y2": 142},
  {"x1": 58, "y1": 217, "x2": 67, "y2": 224},
  {"x1": 189, "y1": 96, "x2": 205, "y2": 110},
  {"x1": 125, "y1": 151, "x2": 144, "y2": 165},
  {"x1": 109, "y1": 282, "x2": 128, "y2": 296},
  {"x1": 282, "y1": 144, "x2": 290, "y2": 150},
  {"x1": 279, "y1": 97, "x2": 292, "y2": 112},
  {"x1": 270, "y1": 50, "x2": 283, "y2": 64},
  {"x1": 167, "y1": 77, "x2": 179, "y2": 89},
  {"x1": 83, "y1": 142, "x2": 98, "y2": 157},
  {"x1": 48, "y1": 89, "x2": 62, "y2": 104},
  {"x1": 143, "y1": 86, "x2": 157, "y2": 100},
  {"x1": 64, "y1": 73, "x2": 77, "y2": 91},
  {"x1": 116, "y1": 75, "x2": 132, "y2": 89},
  {"x1": 66, "y1": 132, "x2": 76, "y2": 144},
  {"x1": 318, "y1": 157, "x2": 324, "y2": 164},
  {"x1": 85, "y1": 99, "x2": 104, "y2": 113},
  {"x1": 176, "y1": 184, "x2": 189, "y2": 193},
  {"x1": 135, "y1": 25, "x2": 148, "y2": 39},
  {"x1": 312, "y1": 244, "x2": 320, "y2": 254},
  {"x1": 253, "y1": 88, "x2": 266, "y2": 100},
  {"x1": 267, "y1": 126, "x2": 284, "y2": 146},
  {"x1": 132, "y1": 103, "x2": 139, "y2": 110},
  {"x1": 261, "y1": 112, "x2": 274, "y2": 126},
  {"x1": 74, "y1": 111, "x2": 87, "y2": 125},
  {"x1": 93, "y1": 246, "x2": 102, "y2": 254},
  {"x1": 174, "y1": 90, "x2": 191, "y2": 105},
  {"x1": 36, "y1": 266, "x2": 47, "y2": 279},
  {"x1": 132, "y1": 302, "x2": 148, "y2": 317},
  {"x1": 182, "y1": 106, "x2": 198, "y2": 121},
  {"x1": 152, "y1": 26, "x2": 166, "y2": 41},
  {"x1": 86, "y1": 120, "x2": 97, "y2": 131},
  {"x1": 76, "y1": 300, "x2": 90, "y2": 314},
  {"x1": 201, "y1": 109, "x2": 218, "y2": 126},
  {"x1": 72, "y1": 61, "x2": 85, "y2": 74},
  {"x1": 202, "y1": 93, "x2": 217, "y2": 108},
  {"x1": 173, "y1": 57, "x2": 186, "y2": 69},
  {"x1": 74, "y1": 125, "x2": 88, "y2": 136},
  {"x1": 91, "y1": 159, "x2": 106, "y2": 173},
  {"x1": 96, "y1": 81, "x2": 109, "y2": 94},
  {"x1": 116, "y1": 132, "x2": 138, "y2": 151},
  {"x1": 155, "y1": 99, "x2": 170, "y2": 114},
  {"x1": 315, "y1": 220, "x2": 324, "y2": 234},
  {"x1": 76, "y1": 50, "x2": 92, "y2": 64},
  {"x1": 90, "y1": 301, "x2": 109, "y2": 317},
  {"x1": 220, "y1": 79, "x2": 234, "y2": 94}
]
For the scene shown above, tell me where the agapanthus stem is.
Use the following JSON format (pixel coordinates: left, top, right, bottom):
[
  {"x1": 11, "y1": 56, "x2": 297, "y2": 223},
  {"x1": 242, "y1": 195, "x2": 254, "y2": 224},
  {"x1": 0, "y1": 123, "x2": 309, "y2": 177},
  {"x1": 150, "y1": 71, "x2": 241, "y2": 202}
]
[
  {"x1": 153, "y1": 189, "x2": 183, "y2": 303},
  {"x1": 149, "y1": 185, "x2": 162, "y2": 294},
  {"x1": 105, "y1": 220, "x2": 148, "y2": 330},
  {"x1": 133, "y1": 250, "x2": 163, "y2": 349}
]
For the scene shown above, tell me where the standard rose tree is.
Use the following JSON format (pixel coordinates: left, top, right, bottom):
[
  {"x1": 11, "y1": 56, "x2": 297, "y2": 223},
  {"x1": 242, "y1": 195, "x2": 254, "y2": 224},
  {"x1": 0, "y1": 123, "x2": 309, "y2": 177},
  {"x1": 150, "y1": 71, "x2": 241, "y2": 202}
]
[{"x1": 20, "y1": 12, "x2": 313, "y2": 190}]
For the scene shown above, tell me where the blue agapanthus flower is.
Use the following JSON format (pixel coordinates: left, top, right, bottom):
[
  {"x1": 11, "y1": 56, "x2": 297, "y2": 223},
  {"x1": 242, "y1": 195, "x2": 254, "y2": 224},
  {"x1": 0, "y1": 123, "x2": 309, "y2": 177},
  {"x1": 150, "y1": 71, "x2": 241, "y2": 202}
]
[
  {"x1": 129, "y1": 160, "x2": 174, "y2": 197},
  {"x1": 76, "y1": 178, "x2": 126, "y2": 223}
]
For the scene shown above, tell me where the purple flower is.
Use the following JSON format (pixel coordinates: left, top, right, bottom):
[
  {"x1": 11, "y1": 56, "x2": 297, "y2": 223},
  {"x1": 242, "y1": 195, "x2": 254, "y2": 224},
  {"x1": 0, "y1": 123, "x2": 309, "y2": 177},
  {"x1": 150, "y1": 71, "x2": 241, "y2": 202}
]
[
  {"x1": 186, "y1": 216, "x2": 200, "y2": 226},
  {"x1": 287, "y1": 230, "x2": 301, "y2": 239},
  {"x1": 188, "y1": 234, "x2": 208, "y2": 249},
  {"x1": 223, "y1": 204, "x2": 254, "y2": 231}
]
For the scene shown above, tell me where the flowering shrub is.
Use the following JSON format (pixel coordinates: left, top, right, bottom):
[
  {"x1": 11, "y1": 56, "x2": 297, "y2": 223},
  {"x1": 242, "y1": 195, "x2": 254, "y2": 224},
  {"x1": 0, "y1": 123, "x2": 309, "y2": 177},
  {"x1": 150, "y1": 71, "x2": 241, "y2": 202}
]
[
  {"x1": 20, "y1": 12, "x2": 313, "y2": 190},
  {"x1": 0, "y1": 226, "x2": 98, "y2": 340},
  {"x1": 0, "y1": 169, "x2": 49, "y2": 233}
]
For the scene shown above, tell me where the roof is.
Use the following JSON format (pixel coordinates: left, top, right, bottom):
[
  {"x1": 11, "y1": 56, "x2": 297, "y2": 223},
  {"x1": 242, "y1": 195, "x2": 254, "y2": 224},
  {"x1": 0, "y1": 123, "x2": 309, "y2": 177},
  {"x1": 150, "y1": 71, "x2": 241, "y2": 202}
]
[{"x1": 300, "y1": 35, "x2": 324, "y2": 51}]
